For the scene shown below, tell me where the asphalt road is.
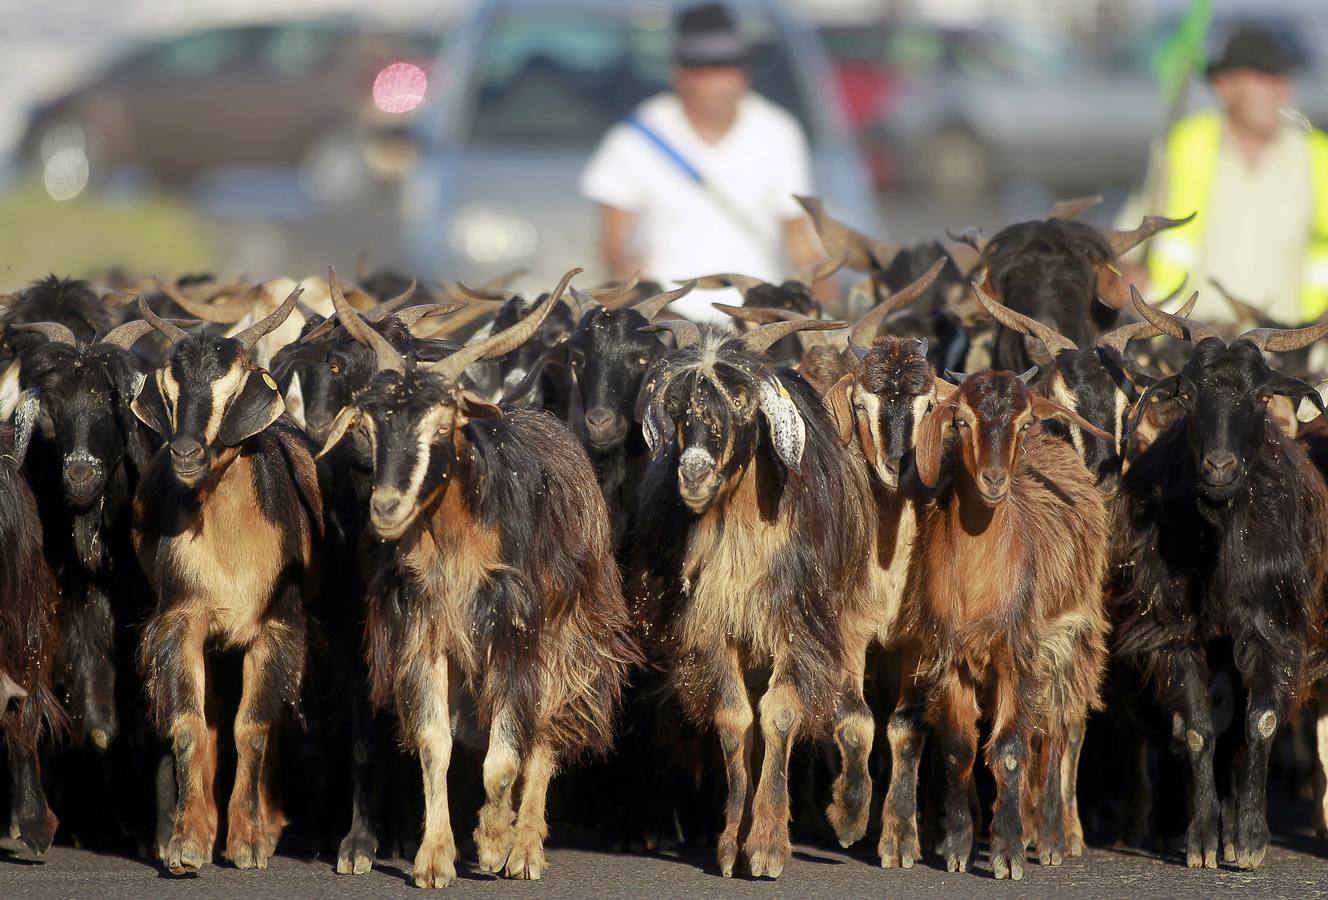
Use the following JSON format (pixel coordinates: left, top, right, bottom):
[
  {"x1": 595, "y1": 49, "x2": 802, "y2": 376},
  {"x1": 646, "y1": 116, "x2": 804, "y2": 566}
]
[{"x1": 4, "y1": 835, "x2": 1327, "y2": 898}]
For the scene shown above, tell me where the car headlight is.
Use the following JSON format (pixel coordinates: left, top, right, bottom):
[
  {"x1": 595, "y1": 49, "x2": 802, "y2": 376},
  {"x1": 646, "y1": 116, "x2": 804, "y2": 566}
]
[{"x1": 449, "y1": 203, "x2": 537, "y2": 265}]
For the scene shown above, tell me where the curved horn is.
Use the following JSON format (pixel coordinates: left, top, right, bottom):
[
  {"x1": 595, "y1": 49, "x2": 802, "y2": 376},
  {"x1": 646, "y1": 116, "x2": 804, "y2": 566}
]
[
  {"x1": 1239, "y1": 311, "x2": 1328, "y2": 354},
  {"x1": 233, "y1": 285, "x2": 304, "y2": 351},
  {"x1": 796, "y1": 195, "x2": 902, "y2": 271},
  {"x1": 362, "y1": 279, "x2": 418, "y2": 323},
  {"x1": 1048, "y1": 194, "x2": 1103, "y2": 220},
  {"x1": 138, "y1": 296, "x2": 190, "y2": 345},
  {"x1": 794, "y1": 252, "x2": 846, "y2": 286},
  {"x1": 448, "y1": 281, "x2": 512, "y2": 303},
  {"x1": 101, "y1": 290, "x2": 142, "y2": 309},
  {"x1": 848, "y1": 257, "x2": 947, "y2": 353},
  {"x1": 1128, "y1": 284, "x2": 1220, "y2": 344},
  {"x1": 1208, "y1": 278, "x2": 1278, "y2": 329},
  {"x1": 945, "y1": 226, "x2": 988, "y2": 255},
  {"x1": 154, "y1": 277, "x2": 259, "y2": 324},
  {"x1": 396, "y1": 303, "x2": 462, "y2": 330},
  {"x1": 639, "y1": 320, "x2": 702, "y2": 349},
  {"x1": 587, "y1": 272, "x2": 642, "y2": 309},
  {"x1": 715, "y1": 304, "x2": 837, "y2": 349},
  {"x1": 739, "y1": 318, "x2": 847, "y2": 354},
  {"x1": 329, "y1": 267, "x2": 403, "y2": 374},
  {"x1": 970, "y1": 280, "x2": 1078, "y2": 357},
  {"x1": 431, "y1": 268, "x2": 580, "y2": 384},
  {"x1": 1017, "y1": 365, "x2": 1038, "y2": 384},
  {"x1": 633, "y1": 281, "x2": 697, "y2": 321},
  {"x1": 1097, "y1": 287, "x2": 1199, "y2": 355},
  {"x1": 1103, "y1": 213, "x2": 1196, "y2": 258},
  {"x1": 12, "y1": 322, "x2": 77, "y2": 345},
  {"x1": 944, "y1": 370, "x2": 969, "y2": 384},
  {"x1": 691, "y1": 272, "x2": 767, "y2": 295},
  {"x1": 99, "y1": 317, "x2": 196, "y2": 350}
]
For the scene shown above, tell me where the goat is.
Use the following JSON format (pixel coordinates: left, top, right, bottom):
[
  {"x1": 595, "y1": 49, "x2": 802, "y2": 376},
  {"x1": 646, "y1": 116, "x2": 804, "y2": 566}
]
[
  {"x1": 0, "y1": 423, "x2": 63, "y2": 854},
  {"x1": 131, "y1": 289, "x2": 322, "y2": 874},
  {"x1": 317, "y1": 269, "x2": 640, "y2": 887},
  {"x1": 630, "y1": 314, "x2": 874, "y2": 878},
  {"x1": 903, "y1": 369, "x2": 1111, "y2": 879},
  {"x1": 1, "y1": 275, "x2": 130, "y2": 370},
  {"x1": 1108, "y1": 295, "x2": 1328, "y2": 869}
]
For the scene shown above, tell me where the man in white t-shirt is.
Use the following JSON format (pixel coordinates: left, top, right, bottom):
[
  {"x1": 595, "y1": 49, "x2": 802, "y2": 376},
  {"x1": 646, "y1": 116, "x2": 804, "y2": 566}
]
[{"x1": 578, "y1": 2, "x2": 822, "y2": 322}]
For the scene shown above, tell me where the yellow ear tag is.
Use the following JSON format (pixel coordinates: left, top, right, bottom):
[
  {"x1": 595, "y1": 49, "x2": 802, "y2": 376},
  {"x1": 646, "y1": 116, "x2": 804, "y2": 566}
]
[
  {"x1": 776, "y1": 380, "x2": 791, "y2": 401},
  {"x1": 262, "y1": 372, "x2": 278, "y2": 390}
]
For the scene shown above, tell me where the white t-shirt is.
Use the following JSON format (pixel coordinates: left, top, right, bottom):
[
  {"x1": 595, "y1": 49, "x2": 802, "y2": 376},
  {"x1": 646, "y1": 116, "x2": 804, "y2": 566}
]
[{"x1": 579, "y1": 91, "x2": 812, "y2": 322}]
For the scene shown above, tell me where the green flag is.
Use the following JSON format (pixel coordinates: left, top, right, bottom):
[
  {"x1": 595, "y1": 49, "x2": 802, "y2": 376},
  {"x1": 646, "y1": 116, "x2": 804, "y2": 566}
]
[{"x1": 1152, "y1": 0, "x2": 1212, "y2": 103}]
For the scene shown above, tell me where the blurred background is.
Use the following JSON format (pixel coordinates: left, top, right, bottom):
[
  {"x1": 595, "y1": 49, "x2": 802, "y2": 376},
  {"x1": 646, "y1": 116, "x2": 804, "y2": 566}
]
[{"x1": 1, "y1": 0, "x2": 1325, "y2": 291}]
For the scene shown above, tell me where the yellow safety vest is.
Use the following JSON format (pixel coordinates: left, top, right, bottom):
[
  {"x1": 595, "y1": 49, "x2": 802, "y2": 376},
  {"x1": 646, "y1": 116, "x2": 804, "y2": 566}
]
[{"x1": 1148, "y1": 110, "x2": 1328, "y2": 320}]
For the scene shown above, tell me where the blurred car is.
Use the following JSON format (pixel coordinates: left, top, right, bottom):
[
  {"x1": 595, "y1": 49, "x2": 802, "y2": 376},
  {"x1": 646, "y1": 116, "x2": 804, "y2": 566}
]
[
  {"x1": 20, "y1": 19, "x2": 436, "y2": 200},
  {"x1": 398, "y1": 0, "x2": 882, "y2": 288},
  {"x1": 870, "y1": 11, "x2": 1328, "y2": 200}
]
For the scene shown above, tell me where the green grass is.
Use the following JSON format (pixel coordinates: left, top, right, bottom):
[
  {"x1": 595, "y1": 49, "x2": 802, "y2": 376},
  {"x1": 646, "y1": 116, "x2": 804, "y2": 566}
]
[{"x1": 0, "y1": 180, "x2": 214, "y2": 291}]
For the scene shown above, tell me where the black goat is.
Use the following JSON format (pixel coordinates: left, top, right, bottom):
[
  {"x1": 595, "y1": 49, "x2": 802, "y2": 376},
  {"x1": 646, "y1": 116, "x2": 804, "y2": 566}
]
[
  {"x1": 1, "y1": 275, "x2": 128, "y2": 366},
  {"x1": 0, "y1": 423, "x2": 63, "y2": 854},
  {"x1": 1109, "y1": 296, "x2": 1328, "y2": 869},
  {"x1": 132, "y1": 290, "x2": 322, "y2": 874}
]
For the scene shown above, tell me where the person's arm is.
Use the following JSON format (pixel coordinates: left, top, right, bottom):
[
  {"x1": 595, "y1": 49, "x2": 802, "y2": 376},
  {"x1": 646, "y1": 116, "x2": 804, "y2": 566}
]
[{"x1": 599, "y1": 204, "x2": 642, "y2": 283}]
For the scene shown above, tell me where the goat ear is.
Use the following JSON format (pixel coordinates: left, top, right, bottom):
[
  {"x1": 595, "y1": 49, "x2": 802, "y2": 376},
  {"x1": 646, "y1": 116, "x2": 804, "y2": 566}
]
[
  {"x1": 914, "y1": 400, "x2": 954, "y2": 488},
  {"x1": 823, "y1": 374, "x2": 856, "y2": 446},
  {"x1": 1094, "y1": 261, "x2": 1130, "y2": 310},
  {"x1": 317, "y1": 406, "x2": 358, "y2": 459},
  {"x1": 284, "y1": 371, "x2": 306, "y2": 430},
  {"x1": 933, "y1": 376, "x2": 957, "y2": 403},
  {"x1": 218, "y1": 369, "x2": 284, "y2": 446},
  {"x1": 13, "y1": 390, "x2": 40, "y2": 465},
  {"x1": 131, "y1": 371, "x2": 172, "y2": 439},
  {"x1": 1128, "y1": 374, "x2": 1180, "y2": 435},
  {"x1": 757, "y1": 376, "x2": 806, "y2": 474},
  {"x1": 1270, "y1": 372, "x2": 1328, "y2": 422},
  {"x1": 1030, "y1": 395, "x2": 1112, "y2": 440},
  {"x1": 458, "y1": 390, "x2": 503, "y2": 422},
  {"x1": 0, "y1": 359, "x2": 23, "y2": 420}
]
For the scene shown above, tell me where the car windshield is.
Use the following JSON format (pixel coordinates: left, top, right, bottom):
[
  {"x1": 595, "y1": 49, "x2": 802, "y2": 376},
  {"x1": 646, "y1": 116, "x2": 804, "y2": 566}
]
[{"x1": 464, "y1": 9, "x2": 811, "y2": 146}]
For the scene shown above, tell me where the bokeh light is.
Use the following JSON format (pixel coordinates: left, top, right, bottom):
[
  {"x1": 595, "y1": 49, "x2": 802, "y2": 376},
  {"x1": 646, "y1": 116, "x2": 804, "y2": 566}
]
[
  {"x1": 43, "y1": 147, "x2": 90, "y2": 201},
  {"x1": 373, "y1": 62, "x2": 427, "y2": 114}
]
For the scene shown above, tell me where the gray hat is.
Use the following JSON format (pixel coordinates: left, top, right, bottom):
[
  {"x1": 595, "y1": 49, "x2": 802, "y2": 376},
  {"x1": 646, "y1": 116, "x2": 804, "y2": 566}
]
[{"x1": 674, "y1": 3, "x2": 750, "y2": 69}]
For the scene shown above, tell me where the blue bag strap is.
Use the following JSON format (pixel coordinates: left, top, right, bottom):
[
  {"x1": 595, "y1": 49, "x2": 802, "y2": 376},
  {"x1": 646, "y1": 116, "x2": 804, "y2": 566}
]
[{"x1": 625, "y1": 115, "x2": 704, "y2": 185}]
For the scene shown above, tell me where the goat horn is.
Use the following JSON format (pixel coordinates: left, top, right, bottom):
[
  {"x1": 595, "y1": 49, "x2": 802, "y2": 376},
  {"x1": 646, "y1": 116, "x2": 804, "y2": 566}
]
[
  {"x1": 100, "y1": 317, "x2": 196, "y2": 350},
  {"x1": 848, "y1": 257, "x2": 947, "y2": 355},
  {"x1": 715, "y1": 303, "x2": 835, "y2": 349},
  {"x1": 796, "y1": 195, "x2": 902, "y2": 271},
  {"x1": 101, "y1": 290, "x2": 141, "y2": 309},
  {"x1": 1208, "y1": 278, "x2": 1278, "y2": 329},
  {"x1": 328, "y1": 267, "x2": 402, "y2": 374},
  {"x1": 362, "y1": 279, "x2": 418, "y2": 323},
  {"x1": 1017, "y1": 365, "x2": 1039, "y2": 384},
  {"x1": 1048, "y1": 194, "x2": 1103, "y2": 220},
  {"x1": 567, "y1": 286, "x2": 598, "y2": 318},
  {"x1": 1239, "y1": 309, "x2": 1328, "y2": 353},
  {"x1": 943, "y1": 239, "x2": 983, "y2": 276},
  {"x1": 634, "y1": 281, "x2": 697, "y2": 321},
  {"x1": 480, "y1": 269, "x2": 526, "y2": 292},
  {"x1": 138, "y1": 296, "x2": 190, "y2": 345},
  {"x1": 1103, "y1": 213, "x2": 1196, "y2": 258},
  {"x1": 945, "y1": 226, "x2": 988, "y2": 254},
  {"x1": 1097, "y1": 287, "x2": 1199, "y2": 355},
  {"x1": 691, "y1": 272, "x2": 767, "y2": 295},
  {"x1": 739, "y1": 318, "x2": 847, "y2": 354},
  {"x1": 153, "y1": 277, "x2": 260, "y2": 324},
  {"x1": 12, "y1": 322, "x2": 78, "y2": 345},
  {"x1": 970, "y1": 280, "x2": 1078, "y2": 357},
  {"x1": 450, "y1": 281, "x2": 512, "y2": 303},
  {"x1": 431, "y1": 268, "x2": 580, "y2": 384},
  {"x1": 639, "y1": 319, "x2": 701, "y2": 349},
  {"x1": 586, "y1": 272, "x2": 642, "y2": 308},
  {"x1": 794, "y1": 253, "x2": 847, "y2": 287},
  {"x1": 1129, "y1": 284, "x2": 1221, "y2": 344},
  {"x1": 944, "y1": 369, "x2": 968, "y2": 384},
  {"x1": 233, "y1": 285, "x2": 304, "y2": 351},
  {"x1": 396, "y1": 303, "x2": 462, "y2": 330}
]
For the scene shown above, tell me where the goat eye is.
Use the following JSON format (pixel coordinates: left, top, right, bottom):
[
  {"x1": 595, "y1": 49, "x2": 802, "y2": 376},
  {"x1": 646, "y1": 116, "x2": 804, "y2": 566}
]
[
  {"x1": 329, "y1": 363, "x2": 340, "y2": 375},
  {"x1": 956, "y1": 419, "x2": 970, "y2": 430}
]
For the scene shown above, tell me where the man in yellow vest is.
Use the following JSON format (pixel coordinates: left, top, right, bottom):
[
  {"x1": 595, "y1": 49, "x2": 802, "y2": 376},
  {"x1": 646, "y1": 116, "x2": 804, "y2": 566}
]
[{"x1": 1143, "y1": 24, "x2": 1328, "y2": 323}]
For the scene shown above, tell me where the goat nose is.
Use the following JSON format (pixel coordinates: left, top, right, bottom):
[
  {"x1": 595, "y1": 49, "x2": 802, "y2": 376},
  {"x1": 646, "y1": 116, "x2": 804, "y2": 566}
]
[
  {"x1": 980, "y1": 469, "x2": 1008, "y2": 494},
  {"x1": 170, "y1": 439, "x2": 204, "y2": 463},
  {"x1": 66, "y1": 460, "x2": 96, "y2": 485},
  {"x1": 884, "y1": 455, "x2": 902, "y2": 477},
  {"x1": 585, "y1": 407, "x2": 617, "y2": 433},
  {"x1": 370, "y1": 492, "x2": 403, "y2": 520},
  {"x1": 1203, "y1": 451, "x2": 1238, "y2": 479}
]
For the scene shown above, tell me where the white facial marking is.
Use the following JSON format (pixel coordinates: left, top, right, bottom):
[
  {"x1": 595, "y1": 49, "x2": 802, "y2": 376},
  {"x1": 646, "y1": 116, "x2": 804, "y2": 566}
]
[{"x1": 1052, "y1": 375, "x2": 1085, "y2": 460}]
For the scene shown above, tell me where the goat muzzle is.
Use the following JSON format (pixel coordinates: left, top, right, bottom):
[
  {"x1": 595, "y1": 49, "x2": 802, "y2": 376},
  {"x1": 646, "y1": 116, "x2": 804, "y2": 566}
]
[
  {"x1": 170, "y1": 439, "x2": 208, "y2": 482},
  {"x1": 584, "y1": 406, "x2": 626, "y2": 449},
  {"x1": 369, "y1": 489, "x2": 414, "y2": 538}
]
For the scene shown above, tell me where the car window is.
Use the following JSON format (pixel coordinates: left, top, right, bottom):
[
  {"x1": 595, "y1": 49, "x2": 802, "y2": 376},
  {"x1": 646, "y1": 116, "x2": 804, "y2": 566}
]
[
  {"x1": 134, "y1": 29, "x2": 255, "y2": 78},
  {"x1": 259, "y1": 25, "x2": 342, "y2": 76},
  {"x1": 464, "y1": 10, "x2": 811, "y2": 146}
]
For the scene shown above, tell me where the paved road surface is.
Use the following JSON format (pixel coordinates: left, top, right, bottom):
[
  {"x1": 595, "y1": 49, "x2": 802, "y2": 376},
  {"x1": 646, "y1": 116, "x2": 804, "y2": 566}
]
[{"x1": 5, "y1": 837, "x2": 1327, "y2": 898}]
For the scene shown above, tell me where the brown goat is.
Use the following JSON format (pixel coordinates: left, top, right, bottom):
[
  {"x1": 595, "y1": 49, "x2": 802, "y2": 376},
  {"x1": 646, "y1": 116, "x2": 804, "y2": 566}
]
[
  {"x1": 903, "y1": 370, "x2": 1110, "y2": 879},
  {"x1": 131, "y1": 290, "x2": 321, "y2": 874}
]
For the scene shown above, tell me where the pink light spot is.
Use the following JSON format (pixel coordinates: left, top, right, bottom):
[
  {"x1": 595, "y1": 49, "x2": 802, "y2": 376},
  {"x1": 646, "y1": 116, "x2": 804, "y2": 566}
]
[{"x1": 373, "y1": 62, "x2": 427, "y2": 114}]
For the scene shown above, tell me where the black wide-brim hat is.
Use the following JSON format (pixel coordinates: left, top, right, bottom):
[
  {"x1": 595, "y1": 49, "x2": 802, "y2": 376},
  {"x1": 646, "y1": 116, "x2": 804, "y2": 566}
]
[
  {"x1": 1207, "y1": 23, "x2": 1304, "y2": 78},
  {"x1": 674, "y1": 2, "x2": 751, "y2": 68}
]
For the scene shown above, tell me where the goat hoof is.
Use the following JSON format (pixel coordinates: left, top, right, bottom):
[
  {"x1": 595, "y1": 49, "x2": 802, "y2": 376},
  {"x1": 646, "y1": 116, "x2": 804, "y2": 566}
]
[
  {"x1": 717, "y1": 836, "x2": 739, "y2": 877},
  {"x1": 945, "y1": 853, "x2": 968, "y2": 873},
  {"x1": 1039, "y1": 849, "x2": 1063, "y2": 867},
  {"x1": 878, "y1": 818, "x2": 920, "y2": 869},
  {"x1": 165, "y1": 834, "x2": 209, "y2": 874},
  {"x1": 336, "y1": 830, "x2": 377, "y2": 875},
  {"x1": 992, "y1": 850, "x2": 1025, "y2": 881},
  {"x1": 826, "y1": 778, "x2": 870, "y2": 847},
  {"x1": 17, "y1": 807, "x2": 57, "y2": 856},
  {"x1": 1223, "y1": 841, "x2": 1236, "y2": 864},
  {"x1": 504, "y1": 832, "x2": 545, "y2": 880},
  {"x1": 1068, "y1": 833, "x2": 1084, "y2": 858},
  {"x1": 473, "y1": 815, "x2": 514, "y2": 873},
  {"x1": 412, "y1": 839, "x2": 458, "y2": 888},
  {"x1": 744, "y1": 821, "x2": 791, "y2": 879}
]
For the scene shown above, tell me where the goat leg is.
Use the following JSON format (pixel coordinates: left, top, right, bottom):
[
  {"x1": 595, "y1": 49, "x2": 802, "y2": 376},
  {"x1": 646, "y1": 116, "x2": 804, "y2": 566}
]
[
  {"x1": 5, "y1": 734, "x2": 57, "y2": 854},
  {"x1": 474, "y1": 708, "x2": 520, "y2": 873},
  {"x1": 711, "y1": 643, "x2": 753, "y2": 878},
  {"x1": 879, "y1": 649, "x2": 925, "y2": 868},
  {"x1": 505, "y1": 740, "x2": 558, "y2": 880},
  {"x1": 825, "y1": 636, "x2": 873, "y2": 848},
  {"x1": 1036, "y1": 726, "x2": 1067, "y2": 866},
  {"x1": 1174, "y1": 652, "x2": 1219, "y2": 869},
  {"x1": 745, "y1": 670, "x2": 802, "y2": 878},
  {"x1": 411, "y1": 657, "x2": 459, "y2": 888},
  {"x1": 933, "y1": 667, "x2": 979, "y2": 873},
  {"x1": 336, "y1": 681, "x2": 380, "y2": 875},
  {"x1": 988, "y1": 663, "x2": 1033, "y2": 881},
  {"x1": 1232, "y1": 662, "x2": 1283, "y2": 869},
  {"x1": 1313, "y1": 694, "x2": 1328, "y2": 840},
  {"x1": 1062, "y1": 719, "x2": 1087, "y2": 857}
]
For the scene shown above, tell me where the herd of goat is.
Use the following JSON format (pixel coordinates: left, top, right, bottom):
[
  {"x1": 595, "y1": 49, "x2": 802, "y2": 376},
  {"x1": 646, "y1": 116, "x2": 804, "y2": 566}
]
[{"x1": 3, "y1": 193, "x2": 1328, "y2": 886}]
